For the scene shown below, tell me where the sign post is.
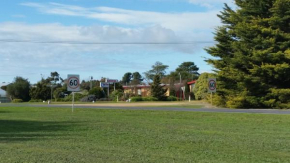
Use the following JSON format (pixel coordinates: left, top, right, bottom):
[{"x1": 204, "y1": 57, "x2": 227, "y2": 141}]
[
  {"x1": 208, "y1": 78, "x2": 217, "y2": 105},
  {"x1": 67, "y1": 74, "x2": 80, "y2": 112},
  {"x1": 100, "y1": 82, "x2": 110, "y2": 98},
  {"x1": 106, "y1": 79, "x2": 118, "y2": 91}
]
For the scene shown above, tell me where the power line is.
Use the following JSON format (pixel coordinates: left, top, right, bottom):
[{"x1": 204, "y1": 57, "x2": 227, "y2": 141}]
[{"x1": 0, "y1": 39, "x2": 215, "y2": 45}]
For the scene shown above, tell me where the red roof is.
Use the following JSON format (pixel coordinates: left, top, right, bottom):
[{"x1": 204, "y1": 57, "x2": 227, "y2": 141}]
[{"x1": 187, "y1": 80, "x2": 196, "y2": 85}]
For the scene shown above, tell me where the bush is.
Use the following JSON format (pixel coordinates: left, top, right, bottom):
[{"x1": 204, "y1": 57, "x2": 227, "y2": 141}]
[
  {"x1": 80, "y1": 95, "x2": 96, "y2": 102},
  {"x1": 98, "y1": 98, "x2": 111, "y2": 101},
  {"x1": 226, "y1": 96, "x2": 246, "y2": 108},
  {"x1": 63, "y1": 93, "x2": 86, "y2": 102},
  {"x1": 129, "y1": 96, "x2": 158, "y2": 102},
  {"x1": 29, "y1": 99, "x2": 42, "y2": 102},
  {"x1": 12, "y1": 99, "x2": 23, "y2": 103},
  {"x1": 211, "y1": 94, "x2": 226, "y2": 107},
  {"x1": 142, "y1": 96, "x2": 158, "y2": 101},
  {"x1": 276, "y1": 103, "x2": 290, "y2": 109},
  {"x1": 130, "y1": 96, "x2": 143, "y2": 102},
  {"x1": 244, "y1": 96, "x2": 261, "y2": 108},
  {"x1": 167, "y1": 96, "x2": 177, "y2": 101},
  {"x1": 263, "y1": 99, "x2": 276, "y2": 108},
  {"x1": 89, "y1": 87, "x2": 105, "y2": 99},
  {"x1": 109, "y1": 90, "x2": 124, "y2": 101}
]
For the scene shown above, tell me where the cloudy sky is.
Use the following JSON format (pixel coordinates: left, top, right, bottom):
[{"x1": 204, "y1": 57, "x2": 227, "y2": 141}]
[{"x1": 0, "y1": 0, "x2": 235, "y2": 83}]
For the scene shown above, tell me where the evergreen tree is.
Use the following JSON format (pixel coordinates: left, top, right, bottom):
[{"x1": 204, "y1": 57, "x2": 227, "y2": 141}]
[
  {"x1": 206, "y1": 0, "x2": 290, "y2": 108},
  {"x1": 121, "y1": 72, "x2": 132, "y2": 85},
  {"x1": 30, "y1": 80, "x2": 51, "y2": 101},
  {"x1": 168, "y1": 62, "x2": 199, "y2": 82},
  {"x1": 7, "y1": 77, "x2": 31, "y2": 101},
  {"x1": 150, "y1": 75, "x2": 167, "y2": 101},
  {"x1": 131, "y1": 72, "x2": 143, "y2": 85},
  {"x1": 144, "y1": 61, "x2": 169, "y2": 81},
  {"x1": 176, "y1": 62, "x2": 199, "y2": 76}
]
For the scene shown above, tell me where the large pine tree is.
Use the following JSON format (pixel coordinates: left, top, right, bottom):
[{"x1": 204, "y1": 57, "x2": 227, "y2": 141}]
[
  {"x1": 151, "y1": 75, "x2": 167, "y2": 101},
  {"x1": 206, "y1": 0, "x2": 290, "y2": 108}
]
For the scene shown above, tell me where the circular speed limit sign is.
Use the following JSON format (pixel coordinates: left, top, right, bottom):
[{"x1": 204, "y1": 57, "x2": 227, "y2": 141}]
[
  {"x1": 208, "y1": 78, "x2": 216, "y2": 93},
  {"x1": 67, "y1": 75, "x2": 80, "y2": 92}
]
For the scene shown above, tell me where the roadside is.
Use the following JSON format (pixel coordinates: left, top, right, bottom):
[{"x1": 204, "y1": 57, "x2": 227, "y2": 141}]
[{"x1": 70, "y1": 100, "x2": 212, "y2": 108}]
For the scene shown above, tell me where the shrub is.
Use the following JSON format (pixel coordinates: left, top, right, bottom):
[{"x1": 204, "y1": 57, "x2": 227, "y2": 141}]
[
  {"x1": 98, "y1": 98, "x2": 111, "y2": 101},
  {"x1": 167, "y1": 96, "x2": 177, "y2": 101},
  {"x1": 130, "y1": 96, "x2": 143, "y2": 102},
  {"x1": 244, "y1": 96, "x2": 261, "y2": 108},
  {"x1": 276, "y1": 103, "x2": 290, "y2": 109},
  {"x1": 63, "y1": 93, "x2": 86, "y2": 102},
  {"x1": 129, "y1": 96, "x2": 158, "y2": 102},
  {"x1": 143, "y1": 96, "x2": 158, "y2": 101},
  {"x1": 109, "y1": 90, "x2": 124, "y2": 101},
  {"x1": 80, "y1": 95, "x2": 96, "y2": 102},
  {"x1": 226, "y1": 96, "x2": 246, "y2": 108},
  {"x1": 12, "y1": 99, "x2": 23, "y2": 103},
  {"x1": 212, "y1": 94, "x2": 226, "y2": 107},
  {"x1": 29, "y1": 99, "x2": 42, "y2": 102},
  {"x1": 89, "y1": 87, "x2": 105, "y2": 99}
]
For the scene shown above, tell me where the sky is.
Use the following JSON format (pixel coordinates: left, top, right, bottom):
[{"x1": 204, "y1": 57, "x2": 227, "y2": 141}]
[{"x1": 0, "y1": 0, "x2": 235, "y2": 84}]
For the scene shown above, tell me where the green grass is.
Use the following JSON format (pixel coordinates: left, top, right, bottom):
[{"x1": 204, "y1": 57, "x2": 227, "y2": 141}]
[
  {"x1": 1, "y1": 106, "x2": 290, "y2": 162},
  {"x1": 141, "y1": 105, "x2": 204, "y2": 109}
]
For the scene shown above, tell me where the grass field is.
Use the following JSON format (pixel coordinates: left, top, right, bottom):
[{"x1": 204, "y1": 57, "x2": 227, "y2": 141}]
[{"x1": 1, "y1": 106, "x2": 290, "y2": 163}]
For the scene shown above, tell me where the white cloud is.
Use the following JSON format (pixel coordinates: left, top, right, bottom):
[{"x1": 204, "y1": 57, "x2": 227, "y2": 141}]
[
  {"x1": 21, "y1": 2, "x2": 221, "y2": 32},
  {"x1": 0, "y1": 22, "x2": 206, "y2": 82},
  {"x1": 188, "y1": 0, "x2": 234, "y2": 9},
  {"x1": 1, "y1": 2, "x2": 221, "y2": 82},
  {"x1": 0, "y1": 22, "x2": 183, "y2": 45}
]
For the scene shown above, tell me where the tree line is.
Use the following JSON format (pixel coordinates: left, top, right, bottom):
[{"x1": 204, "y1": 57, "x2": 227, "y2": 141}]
[{"x1": 1, "y1": 61, "x2": 200, "y2": 102}]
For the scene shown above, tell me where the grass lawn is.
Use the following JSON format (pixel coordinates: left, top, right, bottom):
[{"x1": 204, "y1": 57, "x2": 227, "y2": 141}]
[
  {"x1": 0, "y1": 106, "x2": 290, "y2": 163},
  {"x1": 141, "y1": 104, "x2": 204, "y2": 109}
]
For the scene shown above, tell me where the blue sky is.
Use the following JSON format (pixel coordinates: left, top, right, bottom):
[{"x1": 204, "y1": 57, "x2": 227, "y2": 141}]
[{"x1": 0, "y1": 0, "x2": 234, "y2": 83}]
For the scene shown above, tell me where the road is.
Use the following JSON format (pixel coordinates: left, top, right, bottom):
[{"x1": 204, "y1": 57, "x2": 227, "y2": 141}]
[{"x1": 1, "y1": 103, "x2": 290, "y2": 115}]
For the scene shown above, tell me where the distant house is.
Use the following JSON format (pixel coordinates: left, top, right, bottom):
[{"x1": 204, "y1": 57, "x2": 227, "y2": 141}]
[
  {"x1": 187, "y1": 80, "x2": 196, "y2": 92},
  {"x1": 123, "y1": 80, "x2": 196, "y2": 99},
  {"x1": 0, "y1": 83, "x2": 10, "y2": 103},
  {"x1": 0, "y1": 83, "x2": 7, "y2": 97},
  {"x1": 123, "y1": 85, "x2": 152, "y2": 97}
]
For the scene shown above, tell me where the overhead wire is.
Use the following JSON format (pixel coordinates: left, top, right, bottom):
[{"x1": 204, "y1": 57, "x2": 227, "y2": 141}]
[{"x1": 0, "y1": 39, "x2": 215, "y2": 45}]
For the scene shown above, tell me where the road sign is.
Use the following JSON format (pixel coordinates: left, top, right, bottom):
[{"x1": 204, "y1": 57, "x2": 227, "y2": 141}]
[
  {"x1": 208, "y1": 78, "x2": 217, "y2": 93},
  {"x1": 106, "y1": 79, "x2": 118, "y2": 84},
  {"x1": 67, "y1": 74, "x2": 80, "y2": 92},
  {"x1": 100, "y1": 82, "x2": 109, "y2": 88}
]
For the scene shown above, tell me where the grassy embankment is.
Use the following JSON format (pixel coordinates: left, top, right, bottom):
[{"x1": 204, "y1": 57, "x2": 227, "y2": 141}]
[{"x1": 0, "y1": 106, "x2": 290, "y2": 162}]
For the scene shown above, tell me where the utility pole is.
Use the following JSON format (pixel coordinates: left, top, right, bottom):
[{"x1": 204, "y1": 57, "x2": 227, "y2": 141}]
[
  {"x1": 90, "y1": 76, "x2": 93, "y2": 90},
  {"x1": 50, "y1": 76, "x2": 59, "y2": 102}
]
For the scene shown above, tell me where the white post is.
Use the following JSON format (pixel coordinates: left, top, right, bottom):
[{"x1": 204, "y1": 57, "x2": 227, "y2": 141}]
[
  {"x1": 189, "y1": 95, "x2": 191, "y2": 102},
  {"x1": 51, "y1": 85, "x2": 53, "y2": 103},
  {"x1": 72, "y1": 92, "x2": 75, "y2": 113},
  {"x1": 108, "y1": 84, "x2": 110, "y2": 98},
  {"x1": 179, "y1": 72, "x2": 181, "y2": 101},
  {"x1": 211, "y1": 92, "x2": 213, "y2": 105}
]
